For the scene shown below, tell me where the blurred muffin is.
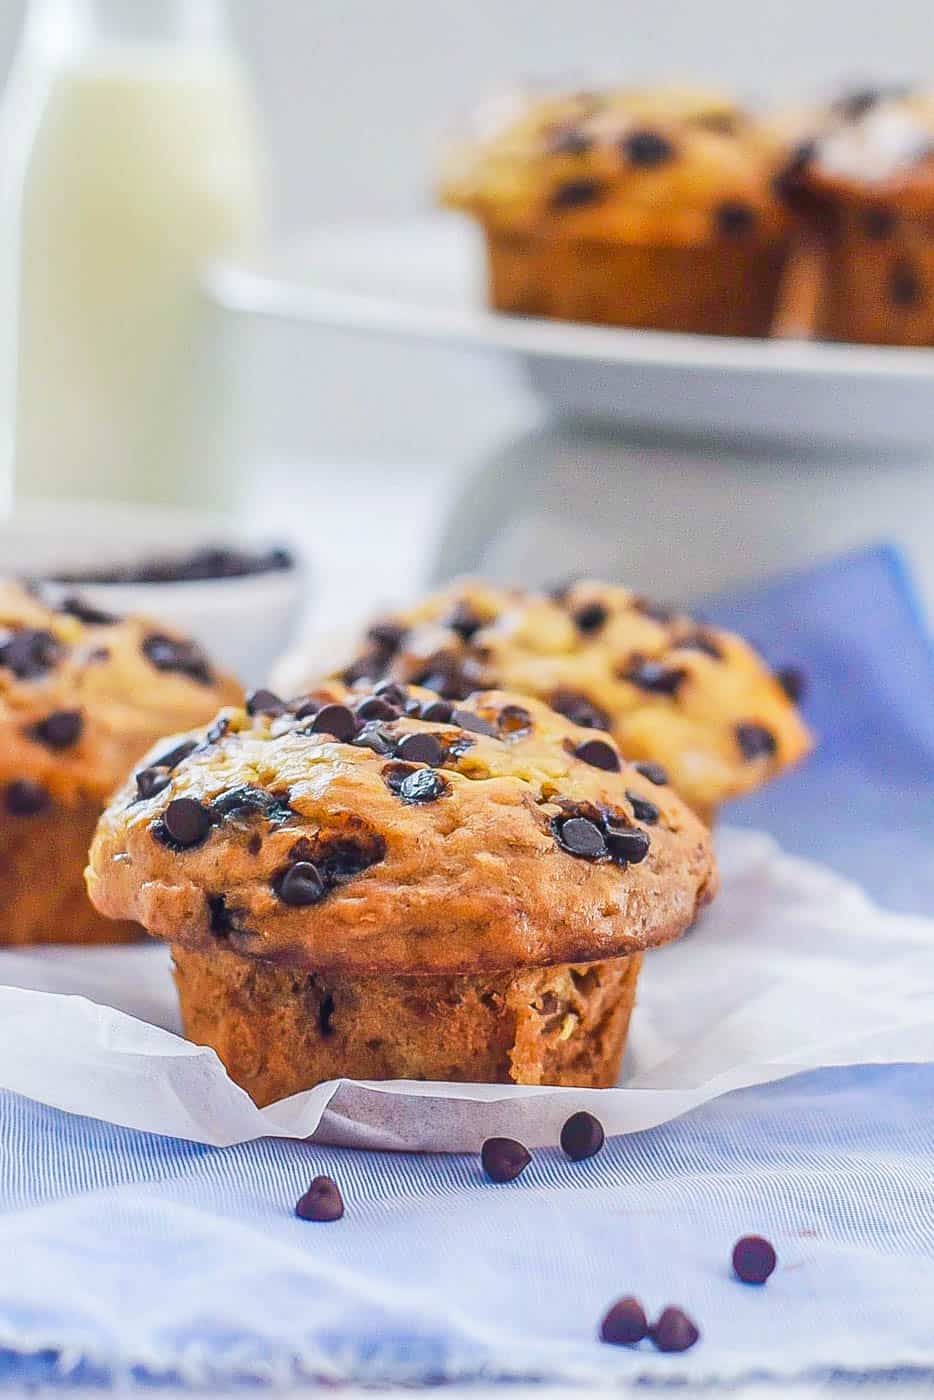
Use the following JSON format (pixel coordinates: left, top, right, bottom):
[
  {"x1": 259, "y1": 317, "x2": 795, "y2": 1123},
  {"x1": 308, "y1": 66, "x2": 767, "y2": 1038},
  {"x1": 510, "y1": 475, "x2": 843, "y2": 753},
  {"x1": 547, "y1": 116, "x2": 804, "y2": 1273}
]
[
  {"x1": 0, "y1": 581, "x2": 241, "y2": 945},
  {"x1": 781, "y1": 86, "x2": 934, "y2": 344},
  {"x1": 87, "y1": 682, "x2": 716, "y2": 1101},
  {"x1": 440, "y1": 85, "x2": 791, "y2": 336},
  {"x1": 277, "y1": 578, "x2": 812, "y2": 825}
]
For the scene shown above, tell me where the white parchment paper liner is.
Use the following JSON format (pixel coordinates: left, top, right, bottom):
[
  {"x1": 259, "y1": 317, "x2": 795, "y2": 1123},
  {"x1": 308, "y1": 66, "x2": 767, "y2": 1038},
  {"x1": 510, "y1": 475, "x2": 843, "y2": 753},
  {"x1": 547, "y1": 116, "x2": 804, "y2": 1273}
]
[{"x1": 0, "y1": 827, "x2": 931, "y2": 1152}]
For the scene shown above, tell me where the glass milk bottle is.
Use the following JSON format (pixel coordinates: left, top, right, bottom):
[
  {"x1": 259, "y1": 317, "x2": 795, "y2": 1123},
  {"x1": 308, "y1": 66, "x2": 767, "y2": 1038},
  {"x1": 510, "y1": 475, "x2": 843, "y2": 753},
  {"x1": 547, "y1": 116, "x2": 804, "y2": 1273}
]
[{"x1": 0, "y1": 0, "x2": 263, "y2": 505}]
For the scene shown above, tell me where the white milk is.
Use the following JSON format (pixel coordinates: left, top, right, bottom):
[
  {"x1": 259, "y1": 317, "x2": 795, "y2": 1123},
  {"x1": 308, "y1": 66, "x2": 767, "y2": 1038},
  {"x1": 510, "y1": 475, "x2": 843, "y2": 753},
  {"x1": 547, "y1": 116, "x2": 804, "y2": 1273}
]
[{"x1": 5, "y1": 14, "x2": 262, "y2": 504}]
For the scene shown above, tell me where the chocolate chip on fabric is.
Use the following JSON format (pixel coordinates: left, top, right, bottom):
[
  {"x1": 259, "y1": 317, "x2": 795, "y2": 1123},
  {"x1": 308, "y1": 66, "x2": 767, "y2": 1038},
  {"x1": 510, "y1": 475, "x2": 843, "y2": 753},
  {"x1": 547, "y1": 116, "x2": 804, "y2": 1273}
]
[
  {"x1": 555, "y1": 815, "x2": 607, "y2": 860},
  {"x1": 58, "y1": 595, "x2": 118, "y2": 626},
  {"x1": 736, "y1": 721, "x2": 777, "y2": 760},
  {"x1": 550, "y1": 689, "x2": 610, "y2": 731},
  {"x1": 444, "y1": 600, "x2": 485, "y2": 642},
  {"x1": 354, "y1": 695, "x2": 400, "y2": 721},
  {"x1": 398, "y1": 767, "x2": 448, "y2": 804},
  {"x1": 160, "y1": 797, "x2": 213, "y2": 848},
  {"x1": 624, "y1": 659, "x2": 686, "y2": 695},
  {"x1": 245, "y1": 688, "x2": 287, "y2": 717},
  {"x1": 890, "y1": 259, "x2": 921, "y2": 307},
  {"x1": 634, "y1": 761, "x2": 668, "y2": 785},
  {"x1": 626, "y1": 791, "x2": 659, "y2": 824},
  {"x1": 309, "y1": 703, "x2": 358, "y2": 742},
  {"x1": 498, "y1": 703, "x2": 532, "y2": 736},
  {"x1": 275, "y1": 861, "x2": 327, "y2": 906},
  {"x1": 550, "y1": 178, "x2": 604, "y2": 209},
  {"x1": 450, "y1": 708, "x2": 498, "y2": 738},
  {"x1": 420, "y1": 699, "x2": 455, "y2": 723},
  {"x1": 0, "y1": 628, "x2": 62, "y2": 679},
  {"x1": 295, "y1": 1176, "x2": 344, "y2": 1221},
  {"x1": 573, "y1": 601, "x2": 608, "y2": 635},
  {"x1": 481, "y1": 1137, "x2": 531, "y2": 1183},
  {"x1": 5, "y1": 779, "x2": 50, "y2": 816},
  {"x1": 142, "y1": 633, "x2": 213, "y2": 685},
  {"x1": 135, "y1": 767, "x2": 171, "y2": 801},
  {"x1": 600, "y1": 1297, "x2": 648, "y2": 1346},
  {"x1": 560, "y1": 1111, "x2": 605, "y2": 1161},
  {"x1": 30, "y1": 709, "x2": 82, "y2": 749},
  {"x1": 716, "y1": 200, "x2": 757, "y2": 237},
  {"x1": 574, "y1": 738, "x2": 620, "y2": 772},
  {"x1": 732, "y1": 1235, "x2": 777, "y2": 1284},
  {"x1": 621, "y1": 128, "x2": 675, "y2": 167},
  {"x1": 650, "y1": 1307, "x2": 700, "y2": 1353},
  {"x1": 605, "y1": 825, "x2": 651, "y2": 866},
  {"x1": 862, "y1": 206, "x2": 896, "y2": 239}
]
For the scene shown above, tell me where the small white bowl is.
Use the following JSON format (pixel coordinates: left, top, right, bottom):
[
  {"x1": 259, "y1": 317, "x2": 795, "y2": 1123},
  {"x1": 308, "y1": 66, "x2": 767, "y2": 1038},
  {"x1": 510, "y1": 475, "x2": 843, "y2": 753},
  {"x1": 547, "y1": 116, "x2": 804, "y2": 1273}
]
[{"x1": 0, "y1": 500, "x2": 308, "y2": 688}]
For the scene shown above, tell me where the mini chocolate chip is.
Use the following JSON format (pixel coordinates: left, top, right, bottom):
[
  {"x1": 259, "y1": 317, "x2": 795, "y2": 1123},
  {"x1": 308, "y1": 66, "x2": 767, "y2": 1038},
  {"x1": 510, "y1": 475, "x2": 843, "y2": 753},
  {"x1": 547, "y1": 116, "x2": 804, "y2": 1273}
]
[
  {"x1": 775, "y1": 665, "x2": 806, "y2": 704},
  {"x1": 600, "y1": 1297, "x2": 648, "y2": 1346},
  {"x1": 547, "y1": 125, "x2": 593, "y2": 156},
  {"x1": 135, "y1": 767, "x2": 171, "y2": 801},
  {"x1": 142, "y1": 634, "x2": 213, "y2": 686},
  {"x1": 632, "y1": 595, "x2": 674, "y2": 625},
  {"x1": 354, "y1": 695, "x2": 400, "y2": 721},
  {"x1": 58, "y1": 595, "x2": 118, "y2": 625},
  {"x1": 621, "y1": 128, "x2": 675, "y2": 167},
  {"x1": 276, "y1": 861, "x2": 326, "y2": 906},
  {"x1": 560, "y1": 1111, "x2": 605, "y2": 1161},
  {"x1": 675, "y1": 631, "x2": 723, "y2": 660},
  {"x1": 498, "y1": 703, "x2": 532, "y2": 736},
  {"x1": 606, "y1": 825, "x2": 651, "y2": 866},
  {"x1": 396, "y1": 731, "x2": 445, "y2": 766},
  {"x1": 5, "y1": 779, "x2": 50, "y2": 816},
  {"x1": 415, "y1": 661, "x2": 474, "y2": 701},
  {"x1": 246, "y1": 688, "x2": 286, "y2": 716},
  {"x1": 318, "y1": 992, "x2": 335, "y2": 1037},
  {"x1": 353, "y1": 722, "x2": 395, "y2": 755},
  {"x1": 890, "y1": 259, "x2": 921, "y2": 308},
  {"x1": 626, "y1": 791, "x2": 659, "y2": 824},
  {"x1": 161, "y1": 797, "x2": 212, "y2": 848},
  {"x1": 574, "y1": 738, "x2": 620, "y2": 772},
  {"x1": 863, "y1": 206, "x2": 896, "y2": 239},
  {"x1": 450, "y1": 708, "x2": 498, "y2": 738},
  {"x1": 30, "y1": 709, "x2": 82, "y2": 750},
  {"x1": 420, "y1": 698, "x2": 454, "y2": 723},
  {"x1": 716, "y1": 200, "x2": 757, "y2": 237},
  {"x1": 556, "y1": 815, "x2": 607, "y2": 860},
  {"x1": 399, "y1": 768, "x2": 448, "y2": 804},
  {"x1": 0, "y1": 628, "x2": 62, "y2": 679},
  {"x1": 367, "y1": 619, "x2": 407, "y2": 654},
  {"x1": 550, "y1": 690, "x2": 610, "y2": 731},
  {"x1": 481, "y1": 1137, "x2": 531, "y2": 1183},
  {"x1": 444, "y1": 600, "x2": 485, "y2": 641},
  {"x1": 650, "y1": 1307, "x2": 700, "y2": 1353},
  {"x1": 732, "y1": 1234, "x2": 777, "y2": 1284},
  {"x1": 205, "y1": 716, "x2": 230, "y2": 744},
  {"x1": 736, "y1": 722, "x2": 777, "y2": 760},
  {"x1": 296, "y1": 1175, "x2": 344, "y2": 1222},
  {"x1": 634, "y1": 761, "x2": 668, "y2": 785},
  {"x1": 551, "y1": 178, "x2": 604, "y2": 209},
  {"x1": 374, "y1": 681, "x2": 410, "y2": 707},
  {"x1": 153, "y1": 739, "x2": 198, "y2": 770},
  {"x1": 573, "y1": 602, "x2": 608, "y2": 635},
  {"x1": 310, "y1": 703, "x2": 358, "y2": 742},
  {"x1": 624, "y1": 660, "x2": 685, "y2": 695}
]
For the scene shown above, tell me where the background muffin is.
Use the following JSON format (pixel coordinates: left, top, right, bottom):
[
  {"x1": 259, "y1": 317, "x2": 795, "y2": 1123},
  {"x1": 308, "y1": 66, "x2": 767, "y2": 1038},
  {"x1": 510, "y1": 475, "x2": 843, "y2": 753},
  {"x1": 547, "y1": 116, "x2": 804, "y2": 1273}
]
[
  {"x1": 276, "y1": 578, "x2": 812, "y2": 825},
  {"x1": 87, "y1": 683, "x2": 716, "y2": 1102},
  {"x1": 0, "y1": 581, "x2": 242, "y2": 945},
  {"x1": 440, "y1": 85, "x2": 791, "y2": 336}
]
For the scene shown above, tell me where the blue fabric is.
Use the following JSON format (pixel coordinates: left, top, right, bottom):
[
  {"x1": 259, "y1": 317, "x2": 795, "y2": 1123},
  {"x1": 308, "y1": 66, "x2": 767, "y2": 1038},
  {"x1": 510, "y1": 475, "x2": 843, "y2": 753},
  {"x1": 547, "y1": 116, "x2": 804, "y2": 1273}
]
[{"x1": 1, "y1": 543, "x2": 932, "y2": 1388}]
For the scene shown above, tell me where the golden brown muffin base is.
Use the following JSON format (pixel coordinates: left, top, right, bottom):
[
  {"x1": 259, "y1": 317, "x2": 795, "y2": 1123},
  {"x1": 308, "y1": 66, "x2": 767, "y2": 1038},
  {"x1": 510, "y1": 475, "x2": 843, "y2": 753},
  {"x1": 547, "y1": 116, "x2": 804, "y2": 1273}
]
[
  {"x1": 485, "y1": 226, "x2": 787, "y2": 336},
  {"x1": 173, "y1": 943, "x2": 642, "y2": 1106},
  {"x1": 816, "y1": 202, "x2": 934, "y2": 346},
  {"x1": 0, "y1": 800, "x2": 140, "y2": 945}
]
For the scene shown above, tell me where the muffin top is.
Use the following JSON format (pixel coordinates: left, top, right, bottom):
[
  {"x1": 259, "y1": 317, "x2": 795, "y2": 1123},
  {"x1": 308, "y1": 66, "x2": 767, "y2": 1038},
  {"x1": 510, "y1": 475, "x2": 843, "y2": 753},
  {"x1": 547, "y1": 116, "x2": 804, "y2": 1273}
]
[
  {"x1": 0, "y1": 580, "x2": 242, "y2": 812},
  {"x1": 86, "y1": 682, "x2": 717, "y2": 975},
  {"x1": 440, "y1": 85, "x2": 790, "y2": 245},
  {"x1": 784, "y1": 87, "x2": 934, "y2": 207},
  {"x1": 279, "y1": 578, "x2": 812, "y2": 820}
]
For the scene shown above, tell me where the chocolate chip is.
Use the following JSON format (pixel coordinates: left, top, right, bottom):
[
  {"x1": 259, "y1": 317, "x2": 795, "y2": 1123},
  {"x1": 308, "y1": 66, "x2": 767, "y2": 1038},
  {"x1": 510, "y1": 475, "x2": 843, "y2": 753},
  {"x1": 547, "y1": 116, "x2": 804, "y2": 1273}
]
[
  {"x1": 205, "y1": 716, "x2": 230, "y2": 744},
  {"x1": 395, "y1": 731, "x2": 445, "y2": 766},
  {"x1": 444, "y1": 600, "x2": 485, "y2": 642},
  {"x1": 317, "y1": 833, "x2": 386, "y2": 882},
  {"x1": 374, "y1": 681, "x2": 410, "y2": 707},
  {"x1": 207, "y1": 894, "x2": 253, "y2": 941},
  {"x1": 295, "y1": 1175, "x2": 344, "y2": 1222},
  {"x1": 863, "y1": 206, "x2": 896, "y2": 239},
  {"x1": 736, "y1": 722, "x2": 777, "y2": 760},
  {"x1": 626, "y1": 791, "x2": 659, "y2": 824},
  {"x1": 560, "y1": 1111, "x2": 605, "y2": 1161},
  {"x1": 481, "y1": 1137, "x2": 531, "y2": 1183},
  {"x1": 153, "y1": 739, "x2": 198, "y2": 771},
  {"x1": 497, "y1": 703, "x2": 532, "y2": 736},
  {"x1": 245, "y1": 688, "x2": 286, "y2": 717},
  {"x1": 367, "y1": 619, "x2": 407, "y2": 654},
  {"x1": 550, "y1": 178, "x2": 604, "y2": 209},
  {"x1": 551, "y1": 689, "x2": 610, "y2": 731},
  {"x1": 573, "y1": 738, "x2": 620, "y2": 772},
  {"x1": 775, "y1": 665, "x2": 806, "y2": 704},
  {"x1": 890, "y1": 259, "x2": 921, "y2": 308},
  {"x1": 57, "y1": 595, "x2": 118, "y2": 625},
  {"x1": 716, "y1": 200, "x2": 757, "y2": 237},
  {"x1": 634, "y1": 761, "x2": 668, "y2": 785},
  {"x1": 309, "y1": 703, "x2": 358, "y2": 742},
  {"x1": 160, "y1": 797, "x2": 213, "y2": 848},
  {"x1": 600, "y1": 1297, "x2": 648, "y2": 1346},
  {"x1": 573, "y1": 602, "x2": 608, "y2": 635},
  {"x1": 624, "y1": 660, "x2": 685, "y2": 695},
  {"x1": 450, "y1": 708, "x2": 498, "y2": 738},
  {"x1": 354, "y1": 695, "x2": 400, "y2": 721},
  {"x1": 399, "y1": 767, "x2": 448, "y2": 804},
  {"x1": 135, "y1": 767, "x2": 171, "y2": 801},
  {"x1": 420, "y1": 698, "x2": 454, "y2": 723},
  {"x1": 675, "y1": 631, "x2": 723, "y2": 660},
  {"x1": 211, "y1": 786, "x2": 293, "y2": 823},
  {"x1": 555, "y1": 815, "x2": 607, "y2": 860},
  {"x1": 353, "y1": 722, "x2": 395, "y2": 755},
  {"x1": 339, "y1": 652, "x2": 384, "y2": 686},
  {"x1": 276, "y1": 861, "x2": 326, "y2": 906},
  {"x1": 318, "y1": 992, "x2": 335, "y2": 1037},
  {"x1": 414, "y1": 658, "x2": 474, "y2": 701},
  {"x1": 142, "y1": 633, "x2": 213, "y2": 686},
  {"x1": 5, "y1": 779, "x2": 50, "y2": 816},
  {"x1": 383, "y1": 761, "x2": 416, "y2": 795},
  {"x1": 0, "y1": 628, "x2": 62, "y2": 679},
  {"x1": 547, "y1": 125, "x2": 593, "y2": 156},
  {"x1": 605, "y1": 825, "x2": 651, "y2": 866},
  {"x1": 621, "y1": 128, "x2": 675, "y2": 167},
  {"x1": 292, "y1": 697, "x2": 321, "y2": 720},
  {"x1": 650, "y1": 1307, "x2": 700, "y2": 1353},
  {"x1": 30, "y1": 709, "x2": 82, "y2": 750},
  {"x1": 732, "y1": 1235, "x2": 777, "y2": 1284}
]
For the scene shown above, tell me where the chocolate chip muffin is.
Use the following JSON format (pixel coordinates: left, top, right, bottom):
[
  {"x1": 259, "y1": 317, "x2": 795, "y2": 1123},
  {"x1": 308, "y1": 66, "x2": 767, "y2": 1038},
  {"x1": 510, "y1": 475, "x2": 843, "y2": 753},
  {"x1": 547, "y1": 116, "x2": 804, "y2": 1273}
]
[
  {"x1": 86, "y1": 683, "x2": 716, "y2": 1102},
  {"x1": 0, "y1": 581, "x2": 241, "y2": 945},
  {"x1": 440, "y1": 85, "x2": 791, "y2": 335},
  {"x1": 279, "y1": 579, "x2": 811, "y2": 826},
  {"x1": 780, "y1": 86, "x2": 934, "y2": 344}
]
